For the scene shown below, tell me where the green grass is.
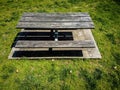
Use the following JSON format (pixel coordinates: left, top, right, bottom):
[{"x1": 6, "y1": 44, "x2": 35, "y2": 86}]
[{"x1": 0, "y1": 0, "x2": 120, "y2": 90}]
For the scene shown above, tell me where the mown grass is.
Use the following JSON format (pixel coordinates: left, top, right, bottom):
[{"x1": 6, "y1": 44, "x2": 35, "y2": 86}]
[{"x1": 0, "y1": 0, "x2": 120, "y2": 90}]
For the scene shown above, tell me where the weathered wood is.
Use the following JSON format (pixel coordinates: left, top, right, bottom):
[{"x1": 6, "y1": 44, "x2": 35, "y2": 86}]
[
  {"x1": 8, "y1": 13, "x2": 101, "y2": 59},
  {"x1": 23, "y1": 12, "x2": 90, "y2": 17},
  {"x1": 16, "y1": 22, "x2": 94, "y2": 29},
  {"x1": 15, "y1": 40, "x2": 95, "y2": 48},
  {"x1": 17, "y1": 12, "x2": 94, "y2": 29},
  {"x1": 20, "y1": 16, "x2": 92, "y2": 22}
]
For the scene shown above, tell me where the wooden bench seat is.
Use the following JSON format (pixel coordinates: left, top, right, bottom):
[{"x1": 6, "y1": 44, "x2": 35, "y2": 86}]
[{"x1": 15, "y1": 40, "x2": 95, "y2": 48}]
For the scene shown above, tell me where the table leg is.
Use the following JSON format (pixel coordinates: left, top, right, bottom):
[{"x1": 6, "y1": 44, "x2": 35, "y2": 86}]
[
  {"x1": 49, "y1": 48, "x2": 52, "y2": 52},
  {"x1": 50, "y1": 29, "x2": 59, "y2": 41},
  {"x1": 54, "y1": 30, "x2": 58, "y2": 41},
  {"x1": 49, "y1": 29, "x2": 58, "y2": 52},
  {"x1": 50, "y1": 30, "x2": 54, "y2": 39}
]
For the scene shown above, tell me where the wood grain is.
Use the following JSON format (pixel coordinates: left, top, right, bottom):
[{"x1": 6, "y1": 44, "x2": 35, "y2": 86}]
[
  {"x1": 22, "y1": 12, "x2": 90, "y2": 17},
  {"x1": 20, "y1": 16, "x2": 92, "y2": 22},
  {"x1": 15, "y1": 40, "x2": 95, "y2": 48},
  {"x1": 16, "y1": 22, "x2": 94, "y2": 29}
]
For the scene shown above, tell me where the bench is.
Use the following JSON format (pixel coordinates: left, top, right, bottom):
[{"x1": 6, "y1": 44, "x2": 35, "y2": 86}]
[{"x1": 15, "y1": 40, "x2": 95, "y2": 48}]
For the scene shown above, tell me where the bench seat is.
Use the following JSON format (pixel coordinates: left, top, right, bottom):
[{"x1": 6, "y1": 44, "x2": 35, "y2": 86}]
[{"x1": 15, "y1": 40, "x2": 95, "y2": 48}]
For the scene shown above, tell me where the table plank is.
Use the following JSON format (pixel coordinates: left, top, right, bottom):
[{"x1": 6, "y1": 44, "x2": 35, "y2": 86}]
[
  {"x1": 15, "y1": 40, "x2": 95, "y2": 48},
  {"x1": 17, "y1": 12, "x2": 94, "y2": 29},
  {"x1": 23, "y1": 12, "x2": 90, "y2": 17},
  {"x1": 20, "y1": 16, "x2": 92, "y2": 22},
  {"x1": 16, "y1": 22, "x2": 94, "y2": 29}
]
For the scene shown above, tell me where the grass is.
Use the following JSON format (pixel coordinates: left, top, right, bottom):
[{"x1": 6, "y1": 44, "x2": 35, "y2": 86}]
[{"x1": 0, "y1": 0, "x2": 120, "y2": 90}]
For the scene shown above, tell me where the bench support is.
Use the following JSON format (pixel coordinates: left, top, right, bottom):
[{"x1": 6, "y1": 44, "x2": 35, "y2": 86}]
[
  {"x1": 49, "y1": 48, "x2": 53, "y2": 52},
  {"x1": 51, "y1": 30, "x2": 58, "y2": 41},
  {"x1": 54, "y1": 30, "x2": 58, "y2": 41}
]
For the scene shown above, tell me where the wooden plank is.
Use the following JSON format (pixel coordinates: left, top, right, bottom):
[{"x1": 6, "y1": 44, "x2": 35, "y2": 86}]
[
  {"x1": 23, "y1": 12, "x2": 90, "y2": 17},
  {"x1": 20, "y1": 16, "x2": 92, "y2": 22},
  {"x1": 15, "y1": 40, "x2": 95, "y2": 48},
  {"x1": 16, "y1": 22, "x2": 94, "y2": 29}
]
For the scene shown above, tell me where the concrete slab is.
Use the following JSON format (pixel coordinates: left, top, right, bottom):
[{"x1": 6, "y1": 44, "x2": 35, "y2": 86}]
[{"x1": 8, "y1": 29, "x2": 101, "y2": 59}]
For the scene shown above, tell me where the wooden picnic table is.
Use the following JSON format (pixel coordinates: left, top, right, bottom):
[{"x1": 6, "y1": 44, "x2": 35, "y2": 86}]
[{"x1": 8, "y1": 12, "x2": 102, "y2": 59}]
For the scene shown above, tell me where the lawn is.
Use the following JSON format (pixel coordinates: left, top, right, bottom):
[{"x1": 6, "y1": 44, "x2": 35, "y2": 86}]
[{"x1": 0, "y1": 0, "x2": 120, "y2": 90}]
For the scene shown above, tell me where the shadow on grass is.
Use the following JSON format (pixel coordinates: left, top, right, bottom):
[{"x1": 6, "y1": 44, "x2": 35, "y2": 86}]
[
  {"x1": 79, "y1": 67, "x2": 120, "y2": 89},
  {"x1": 113, "y1": 0, "x2": 120, "y2": 5}
]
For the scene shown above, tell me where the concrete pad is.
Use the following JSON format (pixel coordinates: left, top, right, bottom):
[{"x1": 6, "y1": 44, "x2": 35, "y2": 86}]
[{"x1": 8, "y1": 29, "x2": 101, "y2": 59}]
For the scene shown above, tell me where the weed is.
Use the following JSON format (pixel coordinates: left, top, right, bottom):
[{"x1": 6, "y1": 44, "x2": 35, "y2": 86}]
[
  {"x1": 61, "y1": 83, "x2": 70, "y2": 90},
  {"x1": 79, "y1": 68, "x2": 103, "y2": 90},
  {"x1": 68, "y1": 0, "x2": 82, "y2": 4},
  {"x1": 60, "y1": 67, "x2": 71, "y2": 80},
  {"x1": 108, "y1": 73, "x2": 120, "y2": 90},
  {"x1": 112, "y1": 47, "x2": 120, "y2": 65},
  {"x1": 19, "y1": 74, "x2": 41, "y2": 90},
  {"x1": 93, "y1": 69, "x2": 102, "y2": 80},
  {"x1": 1, "y1": 65, "x2": 16, "y2": 79},
  {"x1": 106, "y1": 33, "x2": 116, "y2": 44}
]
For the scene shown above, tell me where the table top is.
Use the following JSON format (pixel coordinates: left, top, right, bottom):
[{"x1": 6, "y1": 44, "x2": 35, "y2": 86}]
[{"x1": 16, "y1": 12, "x2": 94, "y2": 30}]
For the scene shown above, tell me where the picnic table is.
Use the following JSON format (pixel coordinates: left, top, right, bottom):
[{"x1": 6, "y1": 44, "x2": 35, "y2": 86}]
[{"x1": 8, "y1": 12, "x2": 101, "y2": 59}]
